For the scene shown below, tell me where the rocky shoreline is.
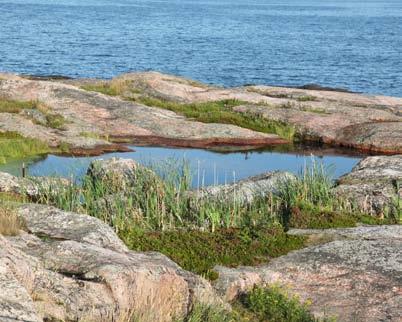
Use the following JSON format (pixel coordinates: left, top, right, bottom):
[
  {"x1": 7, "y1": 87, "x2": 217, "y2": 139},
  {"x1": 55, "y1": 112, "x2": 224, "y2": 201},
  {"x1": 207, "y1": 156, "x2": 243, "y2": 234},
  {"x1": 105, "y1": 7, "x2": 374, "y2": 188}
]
[
  {"x1": 0, "y1": 71, "x2": 401, "y2": 322},
  {"x1": 0, "y1": 71, "x2": 401, "y2": 156}
]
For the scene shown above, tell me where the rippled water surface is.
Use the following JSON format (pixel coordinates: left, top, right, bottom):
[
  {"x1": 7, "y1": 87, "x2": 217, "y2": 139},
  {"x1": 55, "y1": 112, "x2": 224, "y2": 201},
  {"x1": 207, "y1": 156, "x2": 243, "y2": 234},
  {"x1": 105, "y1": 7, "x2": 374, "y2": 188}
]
[
  {"x1": 1, "y1": 0, "x2": 401, "y2": 96},
  {"x1": 0, "y1": 146, "x2": 361, "y2": 186}
]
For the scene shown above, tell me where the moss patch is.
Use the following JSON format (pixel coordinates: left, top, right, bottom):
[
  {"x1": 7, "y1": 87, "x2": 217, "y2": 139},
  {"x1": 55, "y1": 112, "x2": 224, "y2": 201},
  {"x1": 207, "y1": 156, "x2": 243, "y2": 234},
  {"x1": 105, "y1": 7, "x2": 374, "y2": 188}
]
[{"x1": 121, "y1": 227, "x2": 305, "y2": 280}]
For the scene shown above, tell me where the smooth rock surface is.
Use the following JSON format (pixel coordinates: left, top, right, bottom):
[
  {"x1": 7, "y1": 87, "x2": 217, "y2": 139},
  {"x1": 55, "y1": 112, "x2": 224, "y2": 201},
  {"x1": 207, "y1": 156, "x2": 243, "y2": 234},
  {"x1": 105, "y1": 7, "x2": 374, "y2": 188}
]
[{"x1": 213, "y1": 225, "x2": 402, "y2": 322}]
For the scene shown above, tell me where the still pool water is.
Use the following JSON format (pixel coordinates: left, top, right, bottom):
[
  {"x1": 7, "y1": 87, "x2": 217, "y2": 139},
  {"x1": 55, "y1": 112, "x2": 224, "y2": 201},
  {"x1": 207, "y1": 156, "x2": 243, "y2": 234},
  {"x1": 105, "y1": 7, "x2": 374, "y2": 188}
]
[
  {"x1": 0, "y1": 0, "x2": 401, "y2": 96},
  {"x1": 0, "y1": 146, "x2": 362, "y2": 187}
]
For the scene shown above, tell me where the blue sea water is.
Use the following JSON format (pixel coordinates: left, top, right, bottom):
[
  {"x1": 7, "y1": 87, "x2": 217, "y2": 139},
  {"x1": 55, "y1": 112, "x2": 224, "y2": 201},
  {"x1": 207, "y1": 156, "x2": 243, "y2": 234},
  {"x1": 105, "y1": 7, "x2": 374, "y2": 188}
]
[{"x1": 0, "y1": 0, "x2": 401, "y2": 97}]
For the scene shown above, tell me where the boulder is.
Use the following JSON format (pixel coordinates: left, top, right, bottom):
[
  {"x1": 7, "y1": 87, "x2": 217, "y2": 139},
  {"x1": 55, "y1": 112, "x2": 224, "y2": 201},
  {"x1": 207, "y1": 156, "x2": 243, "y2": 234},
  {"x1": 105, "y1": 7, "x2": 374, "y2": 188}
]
[
  {"x1": 334, "y1": 155, "x2": 402, "y2": 217},
  {"x1": 86, "y1": 157, "x2": 164, "y2": 194},
  {"x1": 17, "y1": 204, "x2": 128, "y2": 252},
  {"x1": 0, "y1": 204, "x2": 222, "y2": 322},
  {"x1": 189, "y1": 171, "x2": 294, "y2": 205},
  {"x1": 213, "y1": 225, "x2": 402, "y2": 322}
]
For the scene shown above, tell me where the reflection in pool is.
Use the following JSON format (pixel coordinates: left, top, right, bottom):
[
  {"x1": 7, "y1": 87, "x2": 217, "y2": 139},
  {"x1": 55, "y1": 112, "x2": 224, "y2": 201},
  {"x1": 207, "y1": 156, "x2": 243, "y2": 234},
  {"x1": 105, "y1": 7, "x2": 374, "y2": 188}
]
[{"x1": 0, "y1": 146, "x2": 362, "y2": 187}]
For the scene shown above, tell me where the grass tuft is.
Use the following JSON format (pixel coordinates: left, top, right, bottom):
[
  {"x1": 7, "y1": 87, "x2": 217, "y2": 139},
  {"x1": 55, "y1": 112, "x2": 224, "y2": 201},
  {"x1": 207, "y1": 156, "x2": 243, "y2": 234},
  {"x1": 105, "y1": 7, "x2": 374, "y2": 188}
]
[
  {"x1": 0, "y1": 132, "x2": 51, "y2": 164},
  {"x1": 0, "y1": 98, "x2": 39, "y2": 113},
  {"x1": 0, "y1": 204, "x2": 23, "y2": 236}
]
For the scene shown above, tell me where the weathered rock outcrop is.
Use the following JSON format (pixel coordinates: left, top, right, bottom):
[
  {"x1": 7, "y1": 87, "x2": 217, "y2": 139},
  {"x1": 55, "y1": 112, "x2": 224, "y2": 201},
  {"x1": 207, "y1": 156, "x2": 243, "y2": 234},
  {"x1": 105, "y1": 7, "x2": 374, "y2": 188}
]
[
  {"x1": 87, "y1": 71, "x2": 402, "y2": 154},
  {"x1": 334, "y1": 155, "x2": 402, "y2": 216},
  {"x1": 213, "y1": 225, "x2": 402, "y2": 322},
  {"x1": 0, "y1": 73, "x2": 285, "y2": 155},
  {"x1": 0, "y1": 204, "x2": 222, "y2": 322},
  {"x1": 189, "y1": 171, "x2": 294, "y2": 205},
  {"x1": 1, "y1": 71, "x2": 401, "y2": 154}
]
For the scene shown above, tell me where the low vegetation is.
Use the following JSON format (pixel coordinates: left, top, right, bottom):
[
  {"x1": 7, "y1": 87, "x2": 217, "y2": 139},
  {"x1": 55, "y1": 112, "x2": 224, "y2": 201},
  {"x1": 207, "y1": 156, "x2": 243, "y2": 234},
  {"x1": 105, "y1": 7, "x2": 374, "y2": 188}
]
[
  {"x1": 297, "y1": 95, "x2": 317, "y2": 102},
  {"x1": 300, "y1": 106, "x2": 329, "y2": 114},
  {"x1": 182, "y1": 285, "x2": 332, "y2": 322},
  {"x1": 0, "y1": 203, "x2": 23, "y2": 236},
  {"x1": 235, "y1": 286, "x2": 333, "y2": 322},
  {"x1": 81, "y1": 82, "x2": 296, "y2": 140},
  {"x1": 79, "y1": 131, "x2": 108, "y2": 140},
  {"x1": 0, "y1": 97, "x2": 67, "y2": 130},
  {"x1": 44, "y1": 113, "x2": 67, "y2": 129},
  {"x1": 29, "y1": 158, "x2": 393, "y2": 282},
  {"x1": 133, "y1": 97, "x2": 296, "y2": 141},
  {"x1": 123, "y1": 227, "x2": 305, "y2": 279},
  {"x1": 0, "y1": 131, "x2": 51, "y2": 164},
  {"x1": 0, "y1": 98, "x2": 39, "y2": 113}
]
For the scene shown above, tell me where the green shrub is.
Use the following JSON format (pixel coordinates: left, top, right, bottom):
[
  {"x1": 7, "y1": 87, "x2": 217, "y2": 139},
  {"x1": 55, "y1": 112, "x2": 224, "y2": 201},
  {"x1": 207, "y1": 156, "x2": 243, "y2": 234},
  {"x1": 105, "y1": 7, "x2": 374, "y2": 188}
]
[
  {"x1": 45, "y1": 113, "x2": 67, "y2": 129},
  {"x1": 240, "y1": 286, "x2": 322, "y2": 322}
]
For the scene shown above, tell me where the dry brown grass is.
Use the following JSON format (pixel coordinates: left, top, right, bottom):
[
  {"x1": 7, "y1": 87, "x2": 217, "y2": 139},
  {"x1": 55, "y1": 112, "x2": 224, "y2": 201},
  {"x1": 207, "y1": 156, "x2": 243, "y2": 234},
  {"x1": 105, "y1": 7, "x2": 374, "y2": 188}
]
[{"x1": 0, "y1": 205, "x2": 22, "y2": 236}]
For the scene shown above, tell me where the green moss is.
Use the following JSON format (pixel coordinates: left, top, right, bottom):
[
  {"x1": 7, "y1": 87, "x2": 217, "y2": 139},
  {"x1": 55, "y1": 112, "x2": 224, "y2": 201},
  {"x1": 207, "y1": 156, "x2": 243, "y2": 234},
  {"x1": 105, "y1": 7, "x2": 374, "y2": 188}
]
[
  {"x1": 0, "y1": 132, "x2": 51, "y2": 164},
  {"x1": 120, "y1": 227, "x2": 305, "y2": 280},
  {"x1": 0, "y1": 98, "x2": 39, "y2": 113}
]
